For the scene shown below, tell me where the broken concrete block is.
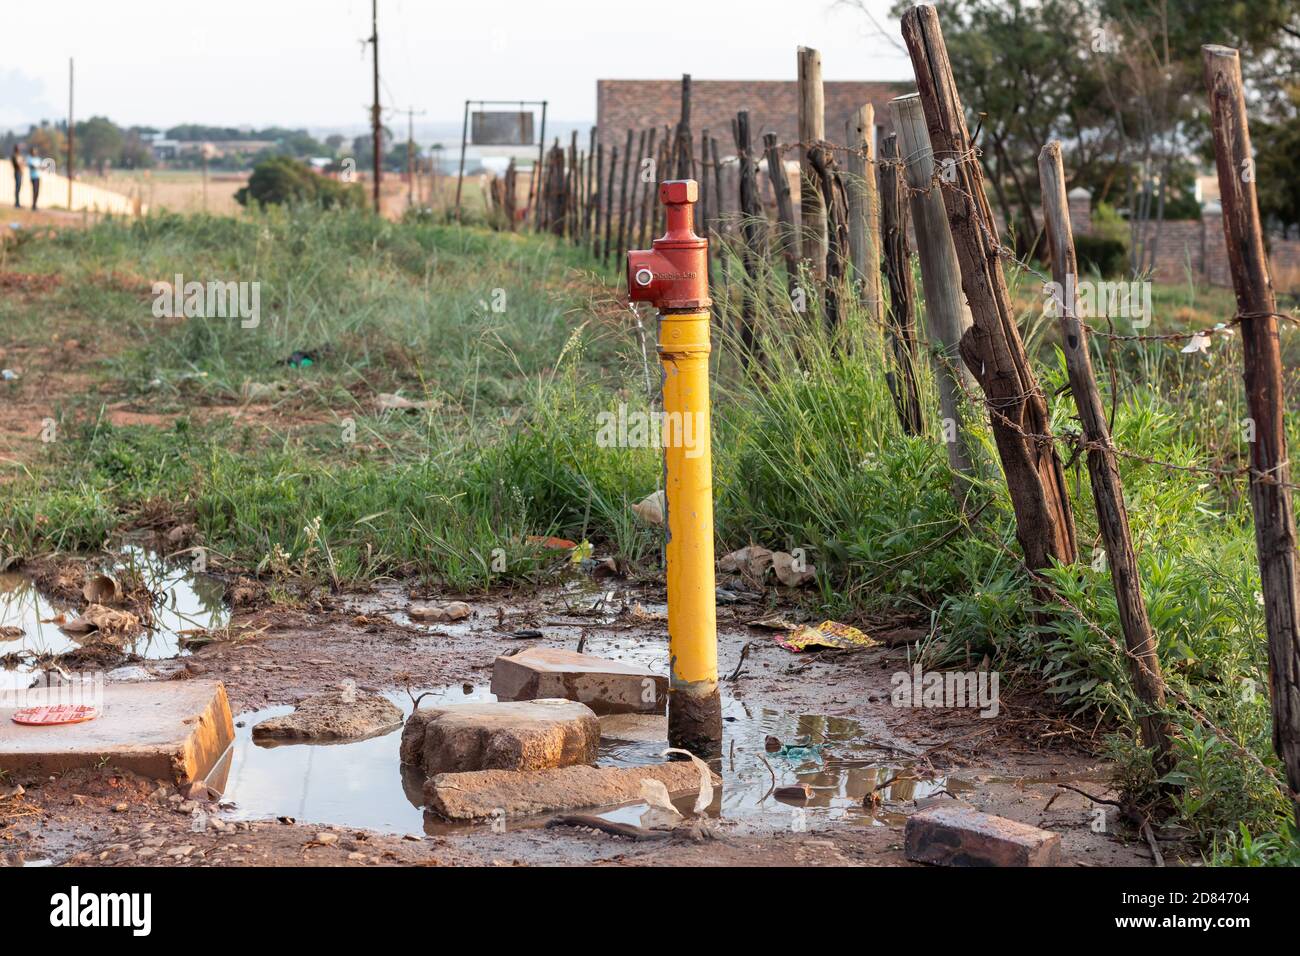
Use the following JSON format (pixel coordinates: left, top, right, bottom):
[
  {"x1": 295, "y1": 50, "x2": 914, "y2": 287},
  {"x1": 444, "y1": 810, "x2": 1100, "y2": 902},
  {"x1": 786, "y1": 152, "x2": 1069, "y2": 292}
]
[
  {"x1": 598, "y1": 713, "x2": 667, "y2": 742},
  {"x1": 490, "y1": 647, "x2": 667, "y2": 715},
  {"x1": 0, "y1": 680, "x2": 234, "y2": 786},
  {"x1": 905, "y1": 806, "x2": 1062, "y2": 867},
  {"x1": 251, "y1": 688, "x2": 402, "y2": 742},
  {"x1": 425, "y1": 761, "x2": 721, "y2": 820},
  {"x1": 400, "y1": 699, "x2": 599, "y2": 777}
]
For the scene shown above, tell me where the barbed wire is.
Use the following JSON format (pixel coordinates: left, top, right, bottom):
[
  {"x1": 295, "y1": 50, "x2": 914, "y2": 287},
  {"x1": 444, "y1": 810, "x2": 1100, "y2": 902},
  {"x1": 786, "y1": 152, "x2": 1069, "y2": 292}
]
[{"x1": 1016, "y1": 550, "x2": 1296, "y2": 800}]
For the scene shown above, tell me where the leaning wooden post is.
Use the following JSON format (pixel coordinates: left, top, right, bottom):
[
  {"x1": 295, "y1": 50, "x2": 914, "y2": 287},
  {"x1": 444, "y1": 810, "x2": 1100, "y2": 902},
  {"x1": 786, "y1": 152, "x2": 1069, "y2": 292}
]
[
  {"x1": 902, "y1": 2, "x2": 1077, "y2": 570},
  {"x1": 878, "y1": 133, "x2": 924, "y2": 435},
  {"x1": 892, "y1": 92, "x2": 975, "y2": 483},
  {"x1": 763, "y1": 132, "x2": 800, "y2": 297},
  {"x1": 807, "y1": 143, "x2": 851, "y2": 333},
  {"x1": 1204, "y1": 44, "x2": 1300, "y2": 822},
  {"x1": 797, "y1": 46, "x2": 827, "y2": 282},
  {"x1": 1040, "y1": 140, "x2": 1174, "y2": 772},
  {"x1": 846, "y1": 104, "x2": 884, "y2": 324}
]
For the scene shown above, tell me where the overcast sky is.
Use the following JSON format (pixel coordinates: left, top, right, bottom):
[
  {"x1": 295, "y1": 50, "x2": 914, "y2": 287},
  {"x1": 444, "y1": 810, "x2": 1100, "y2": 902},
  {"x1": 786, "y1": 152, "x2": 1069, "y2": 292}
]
[{"x1": 0, "y1": 0, "x2": 912, "y2": 132}]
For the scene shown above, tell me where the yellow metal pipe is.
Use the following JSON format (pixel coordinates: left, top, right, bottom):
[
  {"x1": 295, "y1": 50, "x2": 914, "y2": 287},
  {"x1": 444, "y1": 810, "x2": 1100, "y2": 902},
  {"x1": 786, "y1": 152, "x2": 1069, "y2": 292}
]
[{"x1": 659, "y1": 308, "x2": 721, "y2": 751}]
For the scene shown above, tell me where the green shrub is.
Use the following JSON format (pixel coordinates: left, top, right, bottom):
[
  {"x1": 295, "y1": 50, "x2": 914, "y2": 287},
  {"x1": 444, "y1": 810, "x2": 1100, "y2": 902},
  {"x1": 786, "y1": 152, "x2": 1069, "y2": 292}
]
[{"x1": 235, "y1": 156, "x2": 363, "y2": 210}]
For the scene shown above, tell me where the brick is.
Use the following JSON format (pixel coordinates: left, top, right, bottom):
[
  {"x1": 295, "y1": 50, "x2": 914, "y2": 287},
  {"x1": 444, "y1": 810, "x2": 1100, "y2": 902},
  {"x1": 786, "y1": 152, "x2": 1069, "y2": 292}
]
[
  {"x1": 904, "y1": 806, "x2": 1062, "y2": 867},
  {"x1": 491, "y1": 647, "x2": 667, "y2": 715}
]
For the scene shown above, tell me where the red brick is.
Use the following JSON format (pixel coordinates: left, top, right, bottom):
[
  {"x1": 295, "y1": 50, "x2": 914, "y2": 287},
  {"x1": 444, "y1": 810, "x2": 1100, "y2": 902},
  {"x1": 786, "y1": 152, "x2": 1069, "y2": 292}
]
[{"x1": 905, "y1": 806, "x2": 1062, "y2": 867}]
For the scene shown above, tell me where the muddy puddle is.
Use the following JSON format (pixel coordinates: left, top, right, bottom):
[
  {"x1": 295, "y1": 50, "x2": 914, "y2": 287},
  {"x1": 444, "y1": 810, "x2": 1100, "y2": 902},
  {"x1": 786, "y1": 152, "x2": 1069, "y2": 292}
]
[
  {"x1": 0, "y1": 545, "x2": 228, "y2": 692},
  {"x1": 214, "y1": 677, "x2": 965, "y2": 838}
]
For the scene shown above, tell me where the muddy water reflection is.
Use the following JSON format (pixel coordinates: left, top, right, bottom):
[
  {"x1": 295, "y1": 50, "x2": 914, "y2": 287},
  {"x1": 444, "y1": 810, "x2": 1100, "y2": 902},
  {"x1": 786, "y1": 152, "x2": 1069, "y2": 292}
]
[{"x1": 217, "y1": 682, "x2": 957, "y2": 836}]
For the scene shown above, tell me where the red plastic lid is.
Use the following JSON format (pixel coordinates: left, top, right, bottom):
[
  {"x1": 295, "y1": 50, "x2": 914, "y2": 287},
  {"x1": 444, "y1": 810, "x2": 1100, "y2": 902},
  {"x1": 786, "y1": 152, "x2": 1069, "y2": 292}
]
[{"x1": 11, "y1": 704, "x2": 98, "y2": 726}]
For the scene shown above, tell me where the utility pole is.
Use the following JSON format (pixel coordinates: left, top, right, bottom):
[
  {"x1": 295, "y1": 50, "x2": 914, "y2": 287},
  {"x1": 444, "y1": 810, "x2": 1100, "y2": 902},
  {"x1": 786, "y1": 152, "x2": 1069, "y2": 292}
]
[
  {"x1": 369, "y1": 0, "x2": 381, "y2": 214},
  {"x1": 67, "y1": 58, "x2": 74, "y2": 209}
]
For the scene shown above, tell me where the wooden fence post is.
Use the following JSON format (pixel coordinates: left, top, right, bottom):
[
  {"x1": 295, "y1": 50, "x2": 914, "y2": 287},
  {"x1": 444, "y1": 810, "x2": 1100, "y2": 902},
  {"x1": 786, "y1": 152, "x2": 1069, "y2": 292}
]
[
  {"x1": 636, "y1": 127, "x2": 657, "y2": 249},
  {"x1": 544, "y1": 140, "x2": 566, "y2": 236},
  {"x1": 902, "y1": 2, "x2": 1077, "y2": 571},
  {"x1": 1204, "y1": 43, "x2": 1300, "y2": 822},
  {"x1": 891, "y1": 92, "x2": 976, "y2": 483},
  {"x1": 763, "y1": 132, "x2": 800, "y2": 297},
  {"x1": 602, "y1": 143, "x2": 617, "y2": 264},
  {"x1": 674, "y1": 74, "x2": 694, "y2": 179},
  {"x1": 847, "y1": 104, "x2": 884, "y2": 324},
  {"x1": 710, "y1": 135, "x2": 724, "y2": 227},
  {"x1": 878, "y1": 133, "x2": 924, "y2": 435},
  {"x1": 1040, "y1": 140, "x2": 1174, "y2": 772},
  {"x1": 616, "y1": 129, "x2": 635, "y2": 258},
  {"x1": 592, "y1": 143, "x2": 604, "y2": 259},
  {"x1": 567, "y1": 131, "x2": 579, "y2": 241},
  {"x1": 583, "y1": 127, "x2": 596, "y2": 243},
  {"x1": 734, "y1": 110, "x2": 766, "y2": 359},
  {"x1": 797, "y1": 46, "x2": 827, "y2": 282}
]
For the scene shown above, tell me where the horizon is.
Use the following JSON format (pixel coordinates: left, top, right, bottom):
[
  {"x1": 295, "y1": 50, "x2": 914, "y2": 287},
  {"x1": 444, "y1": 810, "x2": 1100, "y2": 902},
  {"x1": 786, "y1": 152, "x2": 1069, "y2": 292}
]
[{"x1": 0, "y1": 0, "x2": 910, "y2": 136}]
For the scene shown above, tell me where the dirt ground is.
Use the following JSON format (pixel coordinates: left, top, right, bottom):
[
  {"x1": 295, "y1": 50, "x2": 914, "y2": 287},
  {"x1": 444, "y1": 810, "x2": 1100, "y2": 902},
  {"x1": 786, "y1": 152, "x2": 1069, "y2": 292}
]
[{"x1": 1, "y1": 568, "x2": 1173, "y2": 868}]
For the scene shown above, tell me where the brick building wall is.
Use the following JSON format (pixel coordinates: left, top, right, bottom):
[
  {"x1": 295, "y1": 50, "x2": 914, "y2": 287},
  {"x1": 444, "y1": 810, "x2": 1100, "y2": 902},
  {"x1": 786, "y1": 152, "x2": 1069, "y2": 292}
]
[
  {"x1": 596, "y1": 79, "x2": 911, "y2": 154},
  {"x1": 1074, "y1": 193, "x2": 1300, "y2": 293}
]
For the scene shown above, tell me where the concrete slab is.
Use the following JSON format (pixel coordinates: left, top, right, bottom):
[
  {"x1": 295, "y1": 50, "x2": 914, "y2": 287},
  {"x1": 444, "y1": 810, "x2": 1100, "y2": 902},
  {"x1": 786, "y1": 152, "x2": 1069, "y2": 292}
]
[
  {"x1": 0, "y1": 681, "x2": 234, "y2": 786},
  {"x1": 400, "y1": 698, "x2": 600, "y2": 777},
  {"x1": 491, "y1": 647, "x2": 668, "y2": 715},
  {"x1": 426, "y1": 761, "x2": 720, "y2": 820}
]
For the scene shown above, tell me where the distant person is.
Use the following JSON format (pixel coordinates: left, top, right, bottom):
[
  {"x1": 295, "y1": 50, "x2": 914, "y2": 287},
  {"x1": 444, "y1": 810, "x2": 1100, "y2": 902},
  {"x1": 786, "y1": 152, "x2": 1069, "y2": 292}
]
[
  {"x1": 27, "y1": 146, "x2": 41, "y2": 210},
  {"x1": 10, "y1": 144, "x2": 22, "y2": 208}
]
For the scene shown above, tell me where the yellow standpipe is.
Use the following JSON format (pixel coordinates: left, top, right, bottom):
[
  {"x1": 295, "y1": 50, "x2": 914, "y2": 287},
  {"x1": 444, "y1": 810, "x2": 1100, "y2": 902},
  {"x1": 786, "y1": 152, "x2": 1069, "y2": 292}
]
[
  {"x1": 660, "y1": 308, "x2": 721, "y2": 751},
  {"x1": 627, "y1": 180, "x2": 721, "y2": 754}
]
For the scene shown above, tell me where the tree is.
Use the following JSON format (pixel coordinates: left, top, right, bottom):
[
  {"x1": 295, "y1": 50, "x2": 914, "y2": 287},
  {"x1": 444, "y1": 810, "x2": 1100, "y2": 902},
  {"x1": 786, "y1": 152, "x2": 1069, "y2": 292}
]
[
  {"x1": 76, "y1": 116, "x2": 125, "y2": 175},
  {"x1": 1255, "y1": 88, "x2": 1300, "y2": 234},
  {"x1": 872, "y1": 0, "x2": 1300, "y2": 264}
]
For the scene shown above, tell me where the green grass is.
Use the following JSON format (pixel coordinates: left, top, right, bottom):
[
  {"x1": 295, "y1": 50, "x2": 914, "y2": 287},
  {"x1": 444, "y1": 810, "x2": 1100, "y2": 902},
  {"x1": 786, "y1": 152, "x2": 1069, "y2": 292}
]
[{"x1": 2, "y1": 204, "x2": 1298, "y2": 859}]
